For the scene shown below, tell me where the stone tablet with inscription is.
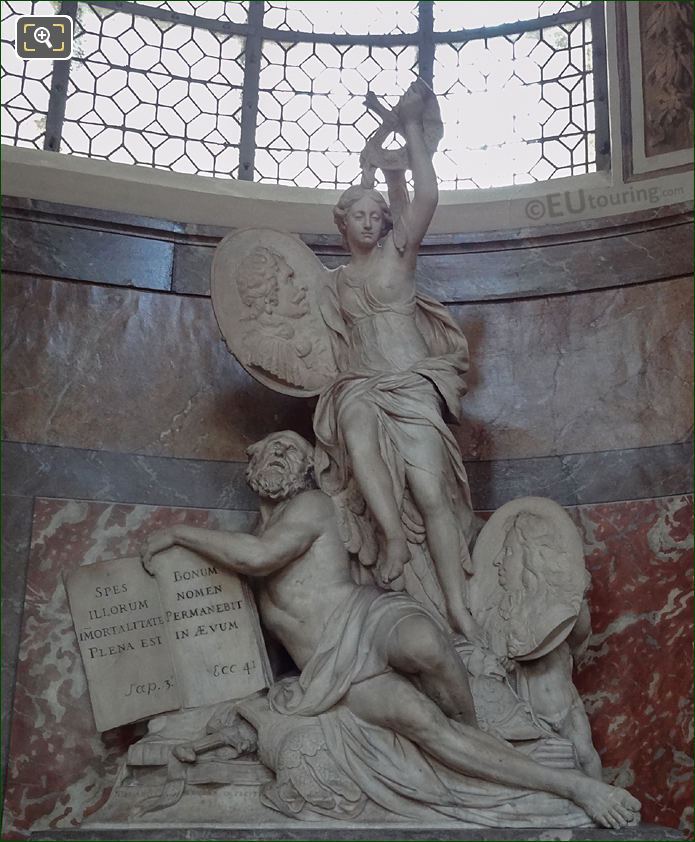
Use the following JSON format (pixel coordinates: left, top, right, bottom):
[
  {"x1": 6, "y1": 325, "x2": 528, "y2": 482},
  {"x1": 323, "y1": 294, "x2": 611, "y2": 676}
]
[
  {"x1": 65, "y1": 556, "x2": 178, "y2": 731},
  {"x1": 148, "y1": 545, "x2": 272, "y2": 709},
  {"x1": 65, "y1": 549, "x2": 272, "y2": 731}
]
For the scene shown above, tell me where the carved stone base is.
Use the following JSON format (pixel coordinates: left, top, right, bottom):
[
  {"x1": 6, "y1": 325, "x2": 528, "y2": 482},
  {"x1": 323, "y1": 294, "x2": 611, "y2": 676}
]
[
  {"x1": 85, "y1": 693, "x2": 596, "y2": 831},
  {"x1": 83, "y1": 774, "x2": 462, "y2": 827},
  {"x1": 30, "y1": 824, "x2": 686, "y2": 841}
]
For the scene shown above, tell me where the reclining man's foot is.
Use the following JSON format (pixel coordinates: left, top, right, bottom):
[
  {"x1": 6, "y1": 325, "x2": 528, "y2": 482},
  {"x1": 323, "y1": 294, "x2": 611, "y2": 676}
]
[{"x1": 572, "y1": 778, "x2": 641, "y2": 829}]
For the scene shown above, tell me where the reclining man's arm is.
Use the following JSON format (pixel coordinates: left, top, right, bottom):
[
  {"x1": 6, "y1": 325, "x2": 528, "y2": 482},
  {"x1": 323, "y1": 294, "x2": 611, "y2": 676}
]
[{"x1": 142, "y1": 516, "x2": 318, "y2": 578}]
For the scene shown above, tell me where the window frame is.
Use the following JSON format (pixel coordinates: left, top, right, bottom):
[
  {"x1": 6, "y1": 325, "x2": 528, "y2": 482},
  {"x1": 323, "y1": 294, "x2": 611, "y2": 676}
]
[{"x1": 10, "y1": 0, "x2": 610, "y2": 185}]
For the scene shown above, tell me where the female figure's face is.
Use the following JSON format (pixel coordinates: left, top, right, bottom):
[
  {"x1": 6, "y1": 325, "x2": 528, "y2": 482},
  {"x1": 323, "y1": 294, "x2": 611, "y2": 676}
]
[{"x1": 344, "y1": 195, "x2": 384, "y2": 253}]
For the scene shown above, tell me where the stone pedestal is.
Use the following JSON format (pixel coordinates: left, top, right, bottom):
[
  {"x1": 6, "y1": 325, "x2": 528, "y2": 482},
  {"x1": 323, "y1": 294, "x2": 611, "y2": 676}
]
[{"x1": 29, "y1": 823, "x2": 686, "y2": 841}]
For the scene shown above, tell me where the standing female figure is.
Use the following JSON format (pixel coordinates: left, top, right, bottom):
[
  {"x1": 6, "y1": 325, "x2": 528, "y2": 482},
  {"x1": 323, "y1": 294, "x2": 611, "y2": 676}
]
[{"x1": 314, "y1": 81, "x2": 481, "y2": 641}]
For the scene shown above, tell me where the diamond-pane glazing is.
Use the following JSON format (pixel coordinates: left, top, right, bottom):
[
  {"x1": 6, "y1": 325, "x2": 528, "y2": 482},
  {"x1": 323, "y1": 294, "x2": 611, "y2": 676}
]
[
  {"x1": 1, "y1": 0, "x2": 56, "y2": 149},
  {"x1": 132, "y1": 2, "x2": 248, "y2": 25},
  {"x1": 256, "y1": 40, "x2": 417, "y2": 187},
  {"x1": 1, "y1": 1, "x2": 601, "y2": 190},
  {"x1": 264, "y1": 2, "x2": 418, "y2": 35},
  {"x1": 433, "y1": 18, "x2": 595, "y2": 188},
  {"x1": 61, "y1": 5, "x2": 243, "y2": 176},
  {"x1": 538, "y1": 2, "x2": 590, "y2": 17},
  {"x1": 434, "y1": 1, "x2": 589, "y2": 30}
]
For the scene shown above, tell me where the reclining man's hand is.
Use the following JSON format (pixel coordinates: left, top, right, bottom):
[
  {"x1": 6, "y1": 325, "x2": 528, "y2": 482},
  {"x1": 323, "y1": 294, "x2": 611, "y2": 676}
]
[{"x1": 141, "y1": 527, "x2": 178, "y2": 575}]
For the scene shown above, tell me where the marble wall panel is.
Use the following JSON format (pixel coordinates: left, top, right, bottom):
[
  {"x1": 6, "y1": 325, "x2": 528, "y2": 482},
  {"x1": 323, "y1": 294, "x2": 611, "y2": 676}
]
[
  {"x1": 2, "y1": 197, "x2": 185, "y2": 233},
  {"x1": 1, "y1": 219, "x2": 174, "y2": 290},
  {"x1": 1, "y1": 495, "x2": 34, "y2": 776},
  {"x1": 2, "y1": 495, "x2": 692, "y2": 837},
  {"x1": 171, "y1": 242, "x2": 213, "y2": 296},
  {"x1": 4, "y1": 273, "x2": 691, "y2": 463},
  {"x1": 2, "y1": 444, "x2": 256, "y2": 512},
  {"x1": 3, "y1": 197, "x2": 692, "y2": 303},
  {"x1": 3, "y1": 439, "x2": 691, "y2": 516},
  {"x1": 464, "y1": 441, "x2": 694, "y2": 510},
  {"x1": 451, "y1": 276, "x2": 694, "y2": 460},
  {"x1": 2, "y1": 274, "x2": 313, "y2": 461},
  {"x1": 414, "y1": 221, "x2": 693, "y2": 304},
  {"x1": 169, "y1": 221, "x2": 694, "y2": 302},
  {"x1": 571, "y1": 495, "x2": 694, "y2": 834}
]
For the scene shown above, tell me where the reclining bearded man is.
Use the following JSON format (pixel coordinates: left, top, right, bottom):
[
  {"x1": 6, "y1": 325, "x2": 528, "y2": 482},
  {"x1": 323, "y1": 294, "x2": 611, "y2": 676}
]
[{"x1": 141, "y1": 430, "x2": 640, "y2": 831}]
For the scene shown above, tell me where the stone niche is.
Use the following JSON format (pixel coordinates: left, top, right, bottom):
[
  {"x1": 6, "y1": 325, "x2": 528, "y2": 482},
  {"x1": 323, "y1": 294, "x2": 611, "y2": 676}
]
[
  {"x1": 1, "y1": 4, "x2": 693, "y2": 830},
  {"x1": 2, "y1": 192, "x2": 693, "y2": 839}
]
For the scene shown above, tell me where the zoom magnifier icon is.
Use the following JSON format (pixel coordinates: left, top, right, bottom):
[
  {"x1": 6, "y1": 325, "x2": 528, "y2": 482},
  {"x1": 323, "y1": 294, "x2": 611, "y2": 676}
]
[
  {"x1": 34, "y1": 26, "x2": 53, "y2": 48},
  {"x1": 16, "y1": 15, "x2": 73, "y2": 59}
]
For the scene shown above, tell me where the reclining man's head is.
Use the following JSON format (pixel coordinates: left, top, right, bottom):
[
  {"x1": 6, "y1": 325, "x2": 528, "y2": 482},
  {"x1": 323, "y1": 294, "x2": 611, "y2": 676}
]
[{"x1": 246, "y1": 431, "x2": 315, "y2": 501}]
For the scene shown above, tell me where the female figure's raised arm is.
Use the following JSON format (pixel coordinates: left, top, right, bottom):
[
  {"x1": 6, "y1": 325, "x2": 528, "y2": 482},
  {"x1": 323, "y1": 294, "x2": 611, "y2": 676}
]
[{"x1": 399, "y1": 81, "x2": 439, "y2": 253}]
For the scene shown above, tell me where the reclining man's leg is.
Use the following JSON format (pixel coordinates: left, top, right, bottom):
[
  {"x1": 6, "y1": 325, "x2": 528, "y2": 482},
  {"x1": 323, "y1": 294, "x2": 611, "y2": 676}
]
[
  {"x1": 345, "y1": 672, "x2": 640, "y2": 830},
  {"x1": 385, "y1": 614, "x2": 478, "y2": 726}
]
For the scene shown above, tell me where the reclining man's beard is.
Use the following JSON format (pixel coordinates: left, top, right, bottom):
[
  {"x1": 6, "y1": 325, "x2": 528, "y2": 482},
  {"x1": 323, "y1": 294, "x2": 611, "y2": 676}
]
[{"x1": 247, "y1": 462, "x2": 310, "y2": 500}]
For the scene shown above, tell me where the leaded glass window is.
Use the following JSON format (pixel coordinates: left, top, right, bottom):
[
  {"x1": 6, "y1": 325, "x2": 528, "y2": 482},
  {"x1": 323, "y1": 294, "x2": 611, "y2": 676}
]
[{"x1": 1, "y1": 1, "x2": 608, "y2": 189}]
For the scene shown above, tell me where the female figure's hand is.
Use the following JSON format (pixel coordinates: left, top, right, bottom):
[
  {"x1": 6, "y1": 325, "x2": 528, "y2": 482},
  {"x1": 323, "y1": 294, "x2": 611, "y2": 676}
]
[{"x1": 398, "y1": 80, "x2": 428, "y2": 125}]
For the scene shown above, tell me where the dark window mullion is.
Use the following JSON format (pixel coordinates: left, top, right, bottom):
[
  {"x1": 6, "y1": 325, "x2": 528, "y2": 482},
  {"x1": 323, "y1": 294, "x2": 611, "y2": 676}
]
[
  {"x1": 431, "y1": 5, "x2": 592, "y2": 44},
  {"x1": 590, "y1": 0, "x2": 610, "y2": 170},
  {"x1": 417, "y1": 1, "x2": 434, "y2": 88},
  {"x1": 43, "y1": 0, "x2": 78, "y2": 151},
  {"x1": 89, "y1": 0, "x2": 249, "y2": 38},
  {"x1": 238, "y1": 0, "x2": 265, "y2": 180}
]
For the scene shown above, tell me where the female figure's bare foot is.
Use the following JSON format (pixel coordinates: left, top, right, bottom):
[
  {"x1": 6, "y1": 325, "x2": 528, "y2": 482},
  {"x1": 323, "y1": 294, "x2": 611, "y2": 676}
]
[
  {"x1": 376, "y1": 536, "x2": 410, "y2": 587},
  {"x1": 571, "y1": 777, "x2": 641, "y2": 829}
]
